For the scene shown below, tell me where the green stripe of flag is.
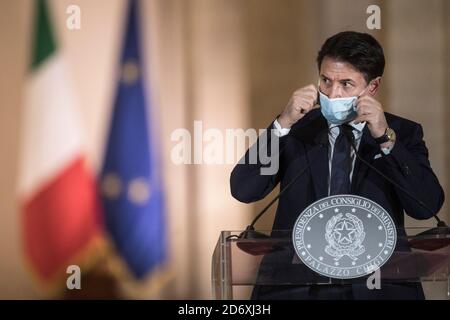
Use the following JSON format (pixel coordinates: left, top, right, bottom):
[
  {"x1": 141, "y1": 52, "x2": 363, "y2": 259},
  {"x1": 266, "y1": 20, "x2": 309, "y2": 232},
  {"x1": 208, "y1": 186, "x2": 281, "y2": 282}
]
[{"x1": 31, "y1": 0, "x2": 56, "y2": 70}]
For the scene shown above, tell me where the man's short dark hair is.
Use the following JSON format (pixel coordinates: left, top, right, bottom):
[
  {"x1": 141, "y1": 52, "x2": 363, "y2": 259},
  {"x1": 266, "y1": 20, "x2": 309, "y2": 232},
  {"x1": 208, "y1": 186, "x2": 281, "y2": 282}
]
[{"x1": 317, "y1": 31, "x2": 385, "y2": 83}]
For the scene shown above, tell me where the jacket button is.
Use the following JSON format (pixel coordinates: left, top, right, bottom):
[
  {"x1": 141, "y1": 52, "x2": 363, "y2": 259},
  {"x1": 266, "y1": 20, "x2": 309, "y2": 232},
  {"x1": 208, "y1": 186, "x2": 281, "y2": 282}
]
[{"x1": 403, "y1": 164, "x2": 411, "y2": 175}]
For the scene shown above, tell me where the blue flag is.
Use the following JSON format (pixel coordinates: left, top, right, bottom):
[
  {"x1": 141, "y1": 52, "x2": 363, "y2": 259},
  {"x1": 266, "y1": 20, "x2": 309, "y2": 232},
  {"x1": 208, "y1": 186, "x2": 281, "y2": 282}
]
[{"x1": 100, "y1": 0, "x2": 166, "y2": 278}]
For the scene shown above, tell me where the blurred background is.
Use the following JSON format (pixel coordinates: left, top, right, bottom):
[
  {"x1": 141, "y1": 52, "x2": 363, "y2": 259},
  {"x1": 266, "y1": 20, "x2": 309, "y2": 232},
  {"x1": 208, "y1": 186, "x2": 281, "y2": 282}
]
[{"x1": 0, "y1": 0, "x2": 449, "y2": 299}]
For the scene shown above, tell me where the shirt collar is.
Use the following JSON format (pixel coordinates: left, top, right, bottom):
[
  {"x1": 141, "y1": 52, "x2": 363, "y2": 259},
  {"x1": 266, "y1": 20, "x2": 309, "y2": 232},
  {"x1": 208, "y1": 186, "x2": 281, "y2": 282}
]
[{"x1": 328, "y1": 121, "x2": 366, "y2": 133}]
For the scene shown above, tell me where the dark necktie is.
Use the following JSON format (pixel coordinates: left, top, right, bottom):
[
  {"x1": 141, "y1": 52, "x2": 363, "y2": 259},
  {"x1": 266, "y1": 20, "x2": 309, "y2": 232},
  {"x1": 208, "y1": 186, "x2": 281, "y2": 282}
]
[{"x1": 329, "y1": 125, "x2": 353, "y2": 195}]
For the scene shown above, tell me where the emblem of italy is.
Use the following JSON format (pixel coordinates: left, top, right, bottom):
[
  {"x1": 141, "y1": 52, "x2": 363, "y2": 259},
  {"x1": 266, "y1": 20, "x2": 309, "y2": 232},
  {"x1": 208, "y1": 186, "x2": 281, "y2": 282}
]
[{"x1": 325, "y1": 212, "x2": 366, "y2": 261}]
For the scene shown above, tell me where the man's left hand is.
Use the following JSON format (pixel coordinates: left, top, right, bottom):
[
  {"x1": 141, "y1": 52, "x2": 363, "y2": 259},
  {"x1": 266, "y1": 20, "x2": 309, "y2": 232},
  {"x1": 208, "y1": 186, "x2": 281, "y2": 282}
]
[{"x1": 354, "y1": 95, "x2": 387, "y2": 139}]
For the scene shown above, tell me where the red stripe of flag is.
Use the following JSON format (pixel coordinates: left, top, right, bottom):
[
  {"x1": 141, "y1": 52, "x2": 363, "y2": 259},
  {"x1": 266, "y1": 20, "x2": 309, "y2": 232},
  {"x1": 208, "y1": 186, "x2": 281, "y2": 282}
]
[{"x1": 23, "y1": 157, "x2": 103, "y2": 281}]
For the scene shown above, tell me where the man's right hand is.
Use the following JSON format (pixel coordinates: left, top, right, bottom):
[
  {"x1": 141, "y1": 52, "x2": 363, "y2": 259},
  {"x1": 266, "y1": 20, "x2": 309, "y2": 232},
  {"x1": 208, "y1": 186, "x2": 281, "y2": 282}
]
[{"x1": 277, "y1": 84, "x2": 319, "y2": 129}]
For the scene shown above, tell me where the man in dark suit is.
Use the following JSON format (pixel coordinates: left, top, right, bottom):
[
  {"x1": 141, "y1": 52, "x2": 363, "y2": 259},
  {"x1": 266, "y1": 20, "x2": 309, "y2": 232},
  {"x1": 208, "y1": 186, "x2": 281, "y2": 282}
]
[{"x1": 230, "y1": 31, "x2": 445, "y2": 299}]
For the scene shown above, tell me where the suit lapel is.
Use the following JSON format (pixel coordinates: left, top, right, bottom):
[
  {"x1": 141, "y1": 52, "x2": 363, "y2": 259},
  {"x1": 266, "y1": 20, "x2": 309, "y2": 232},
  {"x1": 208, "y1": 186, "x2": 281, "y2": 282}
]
[
  {"x1": 303, "y1": 116, "x2": 329, "y2": 199},
  {"x1": 351, "y1": 125, "x2": 379, "y2": 193}
]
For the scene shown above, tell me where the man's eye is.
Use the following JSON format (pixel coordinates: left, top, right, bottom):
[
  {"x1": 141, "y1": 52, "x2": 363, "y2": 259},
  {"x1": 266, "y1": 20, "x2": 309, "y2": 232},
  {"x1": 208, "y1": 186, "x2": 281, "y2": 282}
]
[{"x1": 343, "y1": 82, "x2": 352, "y2": 87}]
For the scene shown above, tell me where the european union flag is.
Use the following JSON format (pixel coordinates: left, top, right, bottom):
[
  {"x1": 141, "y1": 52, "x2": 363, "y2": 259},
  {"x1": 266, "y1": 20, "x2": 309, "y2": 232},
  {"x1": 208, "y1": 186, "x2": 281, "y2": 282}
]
[{"x1": 100, "y1": 0, "x2": 166, "y2": 278}]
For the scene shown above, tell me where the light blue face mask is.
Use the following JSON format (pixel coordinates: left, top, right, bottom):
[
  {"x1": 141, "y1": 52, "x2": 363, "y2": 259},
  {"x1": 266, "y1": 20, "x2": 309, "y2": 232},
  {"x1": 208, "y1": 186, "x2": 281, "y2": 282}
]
[{"x1": 319, "y1": 91, "x2": 358, "y2": 125}]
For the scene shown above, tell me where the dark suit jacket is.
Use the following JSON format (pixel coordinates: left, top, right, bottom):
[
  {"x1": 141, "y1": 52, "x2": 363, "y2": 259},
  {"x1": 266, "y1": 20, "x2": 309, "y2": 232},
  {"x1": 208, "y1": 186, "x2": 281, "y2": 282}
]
[{"x1": 230, "y1": 109, "x2": 445, "y2": 299}]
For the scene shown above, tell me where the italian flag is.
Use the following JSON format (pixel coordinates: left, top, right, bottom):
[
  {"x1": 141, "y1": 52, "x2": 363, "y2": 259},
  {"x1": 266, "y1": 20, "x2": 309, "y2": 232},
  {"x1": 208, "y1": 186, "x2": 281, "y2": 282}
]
[{"x1": 18, "y1": 0, "x2": 103, "y2": 286}]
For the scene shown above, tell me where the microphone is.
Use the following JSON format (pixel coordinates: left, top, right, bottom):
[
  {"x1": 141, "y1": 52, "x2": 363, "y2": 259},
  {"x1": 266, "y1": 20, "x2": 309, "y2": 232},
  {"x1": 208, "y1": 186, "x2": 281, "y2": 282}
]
[
  {"x1": 238, "y1": 160, "x2": 313, "y2": 240},
  {"x1": 341, "y1": 126, "x2": 449, "y2": 250},
  {"x1": 233, "y1": 128, "x2": 328, "y2": 255}
]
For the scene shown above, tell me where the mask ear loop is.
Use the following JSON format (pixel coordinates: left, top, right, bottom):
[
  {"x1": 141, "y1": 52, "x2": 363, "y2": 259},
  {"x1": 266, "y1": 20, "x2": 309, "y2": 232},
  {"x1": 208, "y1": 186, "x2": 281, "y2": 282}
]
[
  {"x1": 357, "y1": 86, "x2": 368, "y2": 99},
  {"x1": 317, "y1": 78, "x2": 322, "y2": 106},
  {"x1": 354, "y1": 80, "x2": 373, "y2": 109},
  {"x1": 357, "y1": 78, "x2": 376, "y2": 98}
]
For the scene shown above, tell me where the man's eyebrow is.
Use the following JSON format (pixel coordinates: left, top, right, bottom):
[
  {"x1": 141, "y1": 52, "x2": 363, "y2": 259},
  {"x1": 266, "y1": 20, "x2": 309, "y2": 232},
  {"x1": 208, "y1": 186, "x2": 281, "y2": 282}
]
[
  {"x1": 339, "y1": 79, "x2": 356, "y2": 83},
  {"x1": 320, "y1": 75, "x2": 355, "y2": 83}
]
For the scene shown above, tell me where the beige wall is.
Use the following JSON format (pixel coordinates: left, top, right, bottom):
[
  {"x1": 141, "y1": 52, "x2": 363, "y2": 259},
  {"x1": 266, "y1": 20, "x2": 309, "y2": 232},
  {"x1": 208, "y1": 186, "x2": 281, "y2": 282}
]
[
  {"x1": 385, "y1": 0, "x2": 449, "y2": 227},
  {"x1": 0, "y1": 0, "x2": 448, "y2": 299},
  {"x1": 0, "y1": 0, "x2": 37, "y2": 299}
]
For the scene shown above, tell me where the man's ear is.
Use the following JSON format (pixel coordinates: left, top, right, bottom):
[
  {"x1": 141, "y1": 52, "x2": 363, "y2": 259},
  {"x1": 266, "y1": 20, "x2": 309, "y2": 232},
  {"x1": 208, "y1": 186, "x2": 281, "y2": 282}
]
[{"x1": 368, "y1": 77, "x2": 381, "y2": 96}]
